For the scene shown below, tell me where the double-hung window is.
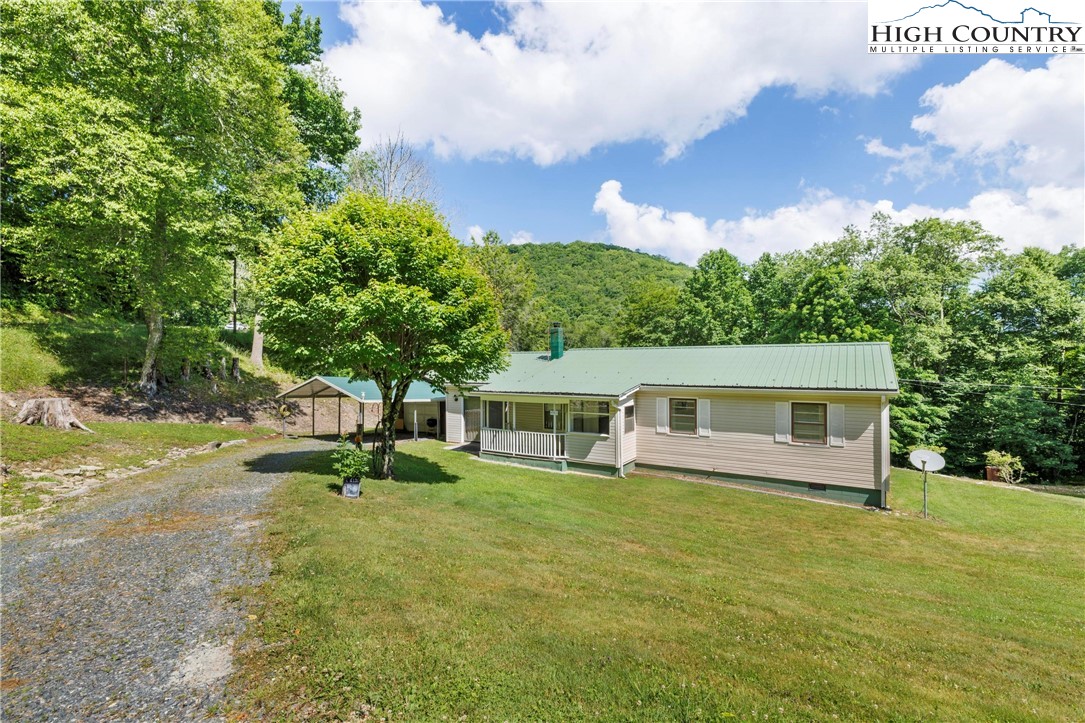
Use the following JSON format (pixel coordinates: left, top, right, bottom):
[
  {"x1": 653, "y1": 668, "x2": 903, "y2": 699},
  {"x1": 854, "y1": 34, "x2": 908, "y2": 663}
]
[
  {"x1": 669, "y1": 398, "x2": 697, "y2": 435},
  {"x1": 570, "y1": 400, "x2": 609, "y2": 434},
  {"x1": 791, "y1": 402, "x2": 827, "y2": 445},
  {"x1": 624, "y1": 405, "x2": 635, "y2": 434}
]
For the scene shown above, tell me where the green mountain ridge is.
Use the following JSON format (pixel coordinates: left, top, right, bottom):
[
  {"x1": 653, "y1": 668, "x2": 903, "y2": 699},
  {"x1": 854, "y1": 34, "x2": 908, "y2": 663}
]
[{"x1": 509, "y1": 241, "x2": 692, "y2": 348}]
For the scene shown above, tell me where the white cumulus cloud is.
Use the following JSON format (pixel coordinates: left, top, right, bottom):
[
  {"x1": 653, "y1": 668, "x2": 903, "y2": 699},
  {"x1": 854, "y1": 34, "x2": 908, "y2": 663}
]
[
  {"x1": 867, "y1": 56, "x2": 1084, "y2": 188},
  {"x1": 325, "y1": 0, "x2": 915, "y2": 165},
  {"x1": 592, "y1": 181, "x2": 1082, "y2": 265}
]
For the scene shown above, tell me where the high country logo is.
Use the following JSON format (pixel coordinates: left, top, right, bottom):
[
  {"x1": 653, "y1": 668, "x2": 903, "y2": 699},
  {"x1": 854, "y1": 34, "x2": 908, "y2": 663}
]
[{"x1": 868, "y1": 0, "x2": 1083, "y2": 53}]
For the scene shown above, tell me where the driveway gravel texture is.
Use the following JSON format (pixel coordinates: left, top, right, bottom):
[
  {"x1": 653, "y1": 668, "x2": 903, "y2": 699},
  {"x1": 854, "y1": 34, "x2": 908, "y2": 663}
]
[{"x1": 1, "y1": 437, "x2": 329, "y2": 721}]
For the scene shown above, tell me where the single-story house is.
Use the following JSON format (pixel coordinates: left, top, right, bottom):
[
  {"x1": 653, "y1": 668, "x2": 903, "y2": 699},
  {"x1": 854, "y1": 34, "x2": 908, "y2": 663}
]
[
  {"x1": 278, "y1": 376, "x2": 446, "y2": 438},
  {"x1": 446, "y1": 326, "x2": 898, "y2": 507}
]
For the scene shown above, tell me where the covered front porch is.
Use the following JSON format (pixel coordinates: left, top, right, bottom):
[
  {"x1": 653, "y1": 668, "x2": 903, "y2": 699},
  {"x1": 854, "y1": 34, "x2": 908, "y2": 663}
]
[{"x1": 471, "y1": 395, "x2": 619, "y2": 470}]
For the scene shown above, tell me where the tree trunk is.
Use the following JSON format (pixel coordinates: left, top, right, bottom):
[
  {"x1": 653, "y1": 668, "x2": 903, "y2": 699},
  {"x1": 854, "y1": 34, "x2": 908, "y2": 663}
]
[
  {"x1": 138, "y1": 310, "x2": 164, "y2": 396},
  {"x1": 219, "y1": 356, "x2": 228, "y2": 380},
  {"x1": 374, "y1": 398, "x2": 400, "y2": 479},
  {"x1": 181, "y1": 358, "x2": 191, "y2": 381},
  {"x1": 230, "y1": 357, "x2": 241, "y2": 383},
  {"x1": 250, "y1": 312, "x2": 264, "y2": 371},
  {"x1": 201, "y1": 356, "x2": 214, "y2": 379},
  {"x1": 15, "y1": 398, "x2": 93, "y2": 432}
]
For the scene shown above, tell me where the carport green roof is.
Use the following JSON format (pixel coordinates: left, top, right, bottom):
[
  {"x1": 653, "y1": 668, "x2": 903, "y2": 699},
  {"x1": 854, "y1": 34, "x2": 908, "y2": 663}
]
[
  {"x1": 472, "y1": 343, "x2": 898, "y2": 397},
  {"x1": 278, "y1": 376, "x2": 445, "y2": 403}
]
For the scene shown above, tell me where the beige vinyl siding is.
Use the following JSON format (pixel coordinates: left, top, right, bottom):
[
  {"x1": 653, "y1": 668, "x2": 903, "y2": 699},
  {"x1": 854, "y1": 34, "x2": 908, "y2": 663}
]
[
  {"x1": 445, "y1": 392, "x2": 464, "y2": 443},
  {"x1": 513, "y1": 402, "x2": 548, "y2": 433},
  {"x1": 567, "y1": 407, "x2": 617, "y2": 466},
  {"x1": 635, "y1": 390, "x2": 881, "y2": 490}
]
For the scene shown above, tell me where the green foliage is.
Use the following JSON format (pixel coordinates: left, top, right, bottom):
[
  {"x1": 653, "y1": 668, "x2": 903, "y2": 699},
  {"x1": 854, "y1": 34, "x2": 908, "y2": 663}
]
[
  {"x1": 265, "y1": 3, "x2": 361, "y2": 207},
  {"x1": 257, "y1": 193, "x2": 507, "y2": 477},
  {"x1": 235, "y1": 441, "x2": 1085, "y2": 720},
  {"x1": 2, "y1": 0, "x2": 307, "y2": 393},
  {"x1": 468, "y1": 230, "x2": 549, "y2": 351},
  {"x1": 616, "y1": 280, "x2": 681, "y2": 347},
  {"x1": 770, "y1": 264, "x2": 880, "y2": 344},
  {"x1": 508, "y1": 242, "x2": 691, "y2": 348},
  {"x1": 673, "y1": 249, "x2": 752, "y2": 345},
  {"x1": 331, "y1": 437, "x2": 371, "y2": 479},
  {"x1": 984, "y1": 449, "x2": 1024, "y2": 484}
]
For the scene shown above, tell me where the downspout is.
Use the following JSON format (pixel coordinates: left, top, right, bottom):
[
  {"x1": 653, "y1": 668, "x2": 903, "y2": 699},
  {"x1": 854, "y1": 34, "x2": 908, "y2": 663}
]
[{"x1": 615, "y1": 402, "x2": 624, "y2": 478}]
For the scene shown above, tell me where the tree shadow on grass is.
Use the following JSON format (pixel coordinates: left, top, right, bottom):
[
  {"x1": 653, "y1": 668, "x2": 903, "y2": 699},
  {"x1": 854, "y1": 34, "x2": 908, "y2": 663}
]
[{"x1": 243, "y1": 445, "x2": 460, "y2": 485}]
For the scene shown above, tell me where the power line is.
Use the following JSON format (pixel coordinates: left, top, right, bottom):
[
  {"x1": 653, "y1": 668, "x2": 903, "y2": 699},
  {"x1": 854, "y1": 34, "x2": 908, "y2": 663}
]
[
  {"x1": 899, "y1": 378, "x2": 1085, "y2": 393},
  {"x1": 899, "y1": 379, "x2": 1085, "y2": 409}
]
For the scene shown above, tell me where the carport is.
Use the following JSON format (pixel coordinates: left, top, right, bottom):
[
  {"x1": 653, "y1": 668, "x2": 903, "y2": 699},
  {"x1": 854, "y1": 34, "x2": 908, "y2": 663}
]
[{"x1": 276, "y1": 376, "x2": 446, "y2": 438}]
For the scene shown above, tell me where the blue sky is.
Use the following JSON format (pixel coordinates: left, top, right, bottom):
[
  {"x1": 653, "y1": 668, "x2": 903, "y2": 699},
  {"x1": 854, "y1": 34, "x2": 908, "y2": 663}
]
[{"x1": 298, "y1": 1, "x2": 1082, "y2": 264}]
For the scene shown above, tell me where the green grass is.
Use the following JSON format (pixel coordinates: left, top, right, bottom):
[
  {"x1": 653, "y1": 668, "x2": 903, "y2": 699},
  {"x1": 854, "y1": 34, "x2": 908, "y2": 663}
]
[
  {"x1": 234, "y1": 443, "x2": 1085, "y2": 721},
  {"x1": 0, "y1": 420, "x2": 273, "y2": 468},
  {"x1": 0, "y1": 325, "x2": 68, "y2": 391}
]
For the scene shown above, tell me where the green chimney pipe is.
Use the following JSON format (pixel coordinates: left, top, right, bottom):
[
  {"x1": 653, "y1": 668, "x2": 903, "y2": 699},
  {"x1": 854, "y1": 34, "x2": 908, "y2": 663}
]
[{"x1": 549, "y1": 322, "x2": 564, "y2": 360}]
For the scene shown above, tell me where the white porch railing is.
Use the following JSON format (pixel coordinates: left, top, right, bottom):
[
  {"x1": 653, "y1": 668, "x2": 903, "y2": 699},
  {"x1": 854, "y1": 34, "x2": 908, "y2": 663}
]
[{"x1": 481, "y1": 428, "x2": 566, "y2": 459}]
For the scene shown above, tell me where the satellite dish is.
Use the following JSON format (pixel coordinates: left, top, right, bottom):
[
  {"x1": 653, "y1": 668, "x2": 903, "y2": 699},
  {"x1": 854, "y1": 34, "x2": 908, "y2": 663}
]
[{"x1": 909, "y1": 449, "x2": 945, "y2": 472}]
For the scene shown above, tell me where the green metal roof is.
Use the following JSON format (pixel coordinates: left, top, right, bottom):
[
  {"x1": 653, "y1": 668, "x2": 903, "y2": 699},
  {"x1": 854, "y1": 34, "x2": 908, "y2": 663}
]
[
  {"x1": 278, "y1": 376, "x2": 445, "y2": 403},
  {"x1": 473, "y1": 343, "x2": 898, "y2": 397}
]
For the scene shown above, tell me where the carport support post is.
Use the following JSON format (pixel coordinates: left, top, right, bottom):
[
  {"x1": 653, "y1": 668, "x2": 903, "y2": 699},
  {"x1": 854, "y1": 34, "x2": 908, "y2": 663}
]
[
  {"x1": 337, "y1": 396, "x2": 341, "y2": 437},
  {"x1": 311, "y1": 395, "x2": 315, "y2": 437},
  {"x1": 922, "y1": 460, "x2": 928, "y2": 519},
  {"x1": 413, "y1": 409, "x2": 418, "y2": 441}
]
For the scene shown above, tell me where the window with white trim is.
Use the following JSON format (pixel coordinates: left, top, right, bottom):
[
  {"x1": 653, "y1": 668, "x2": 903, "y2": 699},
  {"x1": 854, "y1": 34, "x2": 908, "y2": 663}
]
[
  {"x1": 570, "y1": 400, "x2": 609, "y2": 434},
  {"x1": 791, "y1": 402, "x2": 827, "y2": 445},
  {"x1": 669, "y1": 398, "x2": 697, "y2": 435},
  {"x1": 624, "y1": 405, "x2": 635, "y2": 434}
]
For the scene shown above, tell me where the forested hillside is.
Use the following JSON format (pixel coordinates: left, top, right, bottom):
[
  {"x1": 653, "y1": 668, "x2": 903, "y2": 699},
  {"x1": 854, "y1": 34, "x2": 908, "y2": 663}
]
[{"x1": 509, "y1": 241, "x2": 691, "y2": 347}]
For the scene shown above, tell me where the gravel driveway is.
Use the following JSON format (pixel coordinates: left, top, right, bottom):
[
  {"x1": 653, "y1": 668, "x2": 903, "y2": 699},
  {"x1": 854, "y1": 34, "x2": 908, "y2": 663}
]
[{"x1": 1, "y1": 437, "x2": 329, "y2": 721}]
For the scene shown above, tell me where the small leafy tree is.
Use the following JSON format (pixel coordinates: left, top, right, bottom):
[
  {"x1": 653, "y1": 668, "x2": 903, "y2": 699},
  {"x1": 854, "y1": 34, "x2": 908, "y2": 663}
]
[
  {"x1": 985, "y1": 450, "x2": 1024, "y2": 484},
  {"x1": 257, "y1": 193, "x2": 507, "y2": 479}
]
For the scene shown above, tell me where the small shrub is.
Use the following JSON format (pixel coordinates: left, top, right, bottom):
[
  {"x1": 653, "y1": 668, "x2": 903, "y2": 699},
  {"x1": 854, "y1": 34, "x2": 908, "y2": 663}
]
[
  {"x1": 985, "y1": 449, "x2": 1024, "y2": 484},
  {"x1": 331, "y1": 437, "x2": 371, "y2": 479}
]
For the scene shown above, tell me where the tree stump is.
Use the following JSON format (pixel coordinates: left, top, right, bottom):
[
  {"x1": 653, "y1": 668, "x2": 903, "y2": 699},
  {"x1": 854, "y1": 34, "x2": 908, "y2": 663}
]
[
  {"x1": 15, "y1": 398, "x2": 94, "y2": 432},
  {"x1": 181, "y1": 358, "x2": 191, "y2": 381},
  {"x1": 219, "y1": 356, "x2": 228, "y2": 380},
  {"x1": 230, "y1": 356, "x2": 241, "y2": 383}
]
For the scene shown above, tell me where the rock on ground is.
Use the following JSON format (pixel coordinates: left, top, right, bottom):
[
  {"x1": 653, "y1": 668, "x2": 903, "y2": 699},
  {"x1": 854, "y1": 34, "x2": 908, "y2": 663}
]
[{"x1": 0, "y1": 437, "x2": 329, "y2": 721}]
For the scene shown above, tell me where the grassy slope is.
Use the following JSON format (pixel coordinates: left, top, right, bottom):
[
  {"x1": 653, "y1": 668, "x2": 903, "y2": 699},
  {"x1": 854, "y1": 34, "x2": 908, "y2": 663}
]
[
  {"x1": 0, "y1": 306, "x2": 292, "y2": 393},
  {"x1": 235, "y1": 443, "x2": 1084, "y2": 721}
]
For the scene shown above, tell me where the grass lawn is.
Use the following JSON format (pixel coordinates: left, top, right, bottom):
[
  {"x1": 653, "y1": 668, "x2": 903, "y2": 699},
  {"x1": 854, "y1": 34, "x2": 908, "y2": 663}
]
[
  {"x1": 234, "y1": 442, "x2": 1084, "y2": 721},
  {"x1": 0, "y1": 420, "x2": 273, "y2": 516}
]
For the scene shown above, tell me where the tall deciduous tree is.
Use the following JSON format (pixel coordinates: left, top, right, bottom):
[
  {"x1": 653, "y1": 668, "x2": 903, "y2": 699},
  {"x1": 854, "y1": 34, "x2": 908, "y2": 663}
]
[
  {"x1": 257, "y1": 194, "x2": 507, "y2": 478},
  {"x1": 468, "y1": 230, "x2": 548, "y2": 351},
  {"x1": 617, "y1": 280, "x2": 680, "y2": 347},
  {"x1": 1, "y1": 0, "x2": 306, "y2": 395},
  {"x1": 346, "y1": 132, "x2": 440, "y2": 205},
  {"x1": 264, "y1": 2, "x2": 361, "y2": 208},
  {"x1": 673, "y1": 249, "x2": 752, "y2": 345},
  {"x1": 770, "y1": 264, "x2": 880, "y2": 344}
]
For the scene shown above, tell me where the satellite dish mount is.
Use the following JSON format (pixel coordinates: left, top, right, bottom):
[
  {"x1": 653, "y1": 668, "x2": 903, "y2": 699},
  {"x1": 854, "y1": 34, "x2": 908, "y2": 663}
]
[{"x1": 908, "y1": 449, "x2": 945, "y2": 519}]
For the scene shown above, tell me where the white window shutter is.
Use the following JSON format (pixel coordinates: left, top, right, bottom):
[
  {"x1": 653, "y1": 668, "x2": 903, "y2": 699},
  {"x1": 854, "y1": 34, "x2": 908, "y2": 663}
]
[
  {"x1": 774, "y1": 401, "x2": 790, "y2": 443},
  {"x1": 697, "y1": 399, "x2": 711, "y2": 437},
  {"x1": 656, "y1": 397, "x2": 668, "y2": 434},
  {"x1": 829, "y1": 404, "x2": 845, "y2": 447}
]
